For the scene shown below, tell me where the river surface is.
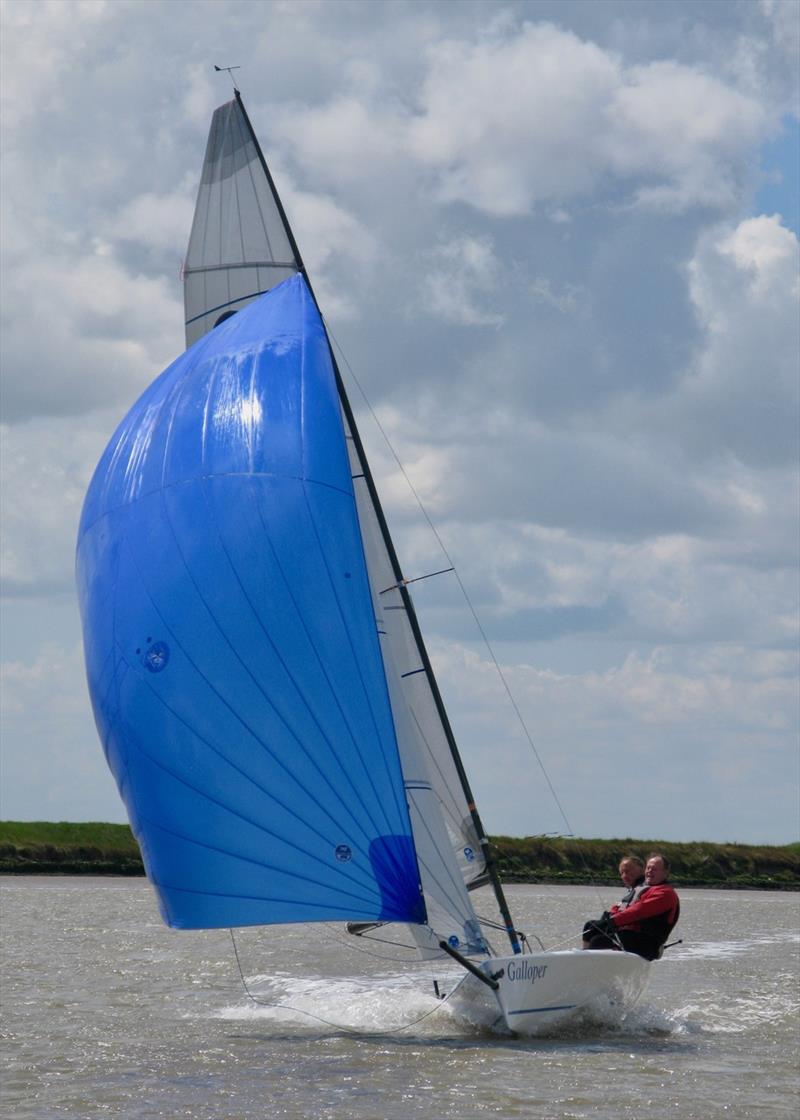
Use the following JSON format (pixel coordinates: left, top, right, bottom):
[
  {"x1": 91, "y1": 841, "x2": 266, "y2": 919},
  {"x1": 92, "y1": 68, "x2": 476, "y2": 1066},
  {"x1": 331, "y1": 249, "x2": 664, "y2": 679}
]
[{"x1": 1, "y1": 878, "x2": 798, "y2": 1119}]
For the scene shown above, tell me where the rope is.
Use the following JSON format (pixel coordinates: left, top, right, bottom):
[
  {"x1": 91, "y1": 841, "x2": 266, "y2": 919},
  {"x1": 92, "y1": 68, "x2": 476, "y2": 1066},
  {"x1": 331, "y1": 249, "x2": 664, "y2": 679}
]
[
  {"x1": 474, "y1": 913, "x2": 540, "y2": 953},
  {"x1": 320, "y1": 922, "x2": 450, "y2": 963},
  {"x1": 228, "y1": 929, "x2": 470, "y2": 1036}
]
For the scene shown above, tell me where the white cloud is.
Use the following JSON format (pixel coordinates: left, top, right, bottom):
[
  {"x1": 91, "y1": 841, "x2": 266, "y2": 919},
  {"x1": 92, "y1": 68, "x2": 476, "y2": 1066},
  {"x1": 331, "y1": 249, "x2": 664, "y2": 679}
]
[
  {"x1": 0, "y1": 413, "x2": 118, "y2": 595},
  {"x1": 419, "y1": 236, "x2": 505, "y2": 326},
  {"x1": 0, "y1": 235, "x2": 182, "y2": 422},
  {"x1": 270, "y1": 96, "x2": 406, "y2": 189},
  {"x1": 263, "y1": 20, "x2": 771, "y2": 218},
  {"x1": 433, "y1": 639, "x2": 798, "y2": 842},
  {"x1": 608, "y1": 60, "x2": 765, "y2": 210},
  {"x1": 529, "y1": 276, "x2": 582, "y2": 314},
  {"x1": 282, "y1": 182, "x2": 379, "y2": 320},
  {"x1": 407, "y1": 23, "x2": 621, "y2": 214},
  {"x1": 405, "y1": 22, "x2": 767, "y2": 215},
  {"x1": 0, "y1": 0, "x2": 110, "y2": 132},
  {"x1": 0, "y1": 642, "x2": 123, "y2": 821},
  {"x1": 108, "y1": 180, "x2": 196, "y2": 254},
  {"x1": 406, "y1": 508, "x2": 794, "y2": 653},
  {"x1": 716, "y1": 212, "x2": 798, "y2": 281},
  {"x1": 760, "y1": 0, "x2": 800, "y2": 56},
  {"x1": 678, "y1": 214, "x2": 799, "y2": 466},
  {"x1": 180, "y1": 62, "x2": 222, "y2": 130}
]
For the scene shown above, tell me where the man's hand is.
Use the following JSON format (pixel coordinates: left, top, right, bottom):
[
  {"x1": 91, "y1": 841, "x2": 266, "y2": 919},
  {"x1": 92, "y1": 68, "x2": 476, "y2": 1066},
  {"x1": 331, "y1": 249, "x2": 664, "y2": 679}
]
[{"x1": 591, "y1": 913, "x2": 616, "y2": 936}]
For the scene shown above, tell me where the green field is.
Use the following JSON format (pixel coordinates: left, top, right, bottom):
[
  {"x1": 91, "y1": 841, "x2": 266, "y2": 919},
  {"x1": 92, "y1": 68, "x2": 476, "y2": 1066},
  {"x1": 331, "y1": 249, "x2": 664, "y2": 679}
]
[
  {"x1": 491, "y1": 834, "x2": 800, "y2": 889},
  {"x1": 0, "y1": 821, "x2": 143, "y2": 875},
  {"x1": 1, "y1": 821, "x2": 797, "y2": 887}
]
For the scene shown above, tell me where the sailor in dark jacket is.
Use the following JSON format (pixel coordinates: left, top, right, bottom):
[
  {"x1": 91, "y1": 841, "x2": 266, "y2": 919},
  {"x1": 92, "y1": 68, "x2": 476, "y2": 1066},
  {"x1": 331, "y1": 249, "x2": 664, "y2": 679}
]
[
  {"x1": 581, "y1": 855, "x2": 644, "y2": 948},
  {"x1": 583, "y1": 854, "x2": 680, "y2": 960}
]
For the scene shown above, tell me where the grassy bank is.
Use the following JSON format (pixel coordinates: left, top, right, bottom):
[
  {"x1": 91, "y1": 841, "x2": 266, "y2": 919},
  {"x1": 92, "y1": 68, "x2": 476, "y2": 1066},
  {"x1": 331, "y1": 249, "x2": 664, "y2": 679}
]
[
  {"x1": 491, "y1": 835, "x2": 800, "y2": 890},
  {"x1": 0, "y1": 821, "x2": 144, "y2": 875},
  {"x1": 1, "y1": 822, "x2": 797, "y2": 888}
]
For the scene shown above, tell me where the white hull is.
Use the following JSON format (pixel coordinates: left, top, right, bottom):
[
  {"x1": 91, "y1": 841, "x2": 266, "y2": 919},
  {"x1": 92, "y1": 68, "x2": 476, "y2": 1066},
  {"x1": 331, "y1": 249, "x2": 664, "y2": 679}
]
[{"x1": 448, "y1": 950, "x2": 651, "y2": 1035}]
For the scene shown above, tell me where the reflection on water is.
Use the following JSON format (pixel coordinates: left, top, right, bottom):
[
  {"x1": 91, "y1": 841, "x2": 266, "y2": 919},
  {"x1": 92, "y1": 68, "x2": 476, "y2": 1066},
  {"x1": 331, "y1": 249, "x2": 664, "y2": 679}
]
[{"x1": 1, "y1": 880, "x2": 798, "y2": 1119}]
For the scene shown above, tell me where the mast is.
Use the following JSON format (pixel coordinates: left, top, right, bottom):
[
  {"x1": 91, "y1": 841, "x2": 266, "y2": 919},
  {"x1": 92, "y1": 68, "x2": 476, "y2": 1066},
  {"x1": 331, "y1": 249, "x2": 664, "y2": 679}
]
[{"x1": 233, "y1": 92, "x2": 521, "y2": 955}]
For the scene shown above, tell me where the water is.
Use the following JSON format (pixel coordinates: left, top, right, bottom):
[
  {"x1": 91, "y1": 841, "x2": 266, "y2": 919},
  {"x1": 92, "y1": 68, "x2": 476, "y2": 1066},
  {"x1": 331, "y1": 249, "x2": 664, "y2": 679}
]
[{"x1": 2, "y1": 879, "x2": 798, "y2": 1119}]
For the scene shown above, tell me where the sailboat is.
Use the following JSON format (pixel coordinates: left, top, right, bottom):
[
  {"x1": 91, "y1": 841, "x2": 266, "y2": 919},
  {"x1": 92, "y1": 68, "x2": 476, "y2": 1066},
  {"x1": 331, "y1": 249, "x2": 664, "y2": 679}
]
[{"x1": 76, "y1": 90, "x2": 651, "y2": 1034}]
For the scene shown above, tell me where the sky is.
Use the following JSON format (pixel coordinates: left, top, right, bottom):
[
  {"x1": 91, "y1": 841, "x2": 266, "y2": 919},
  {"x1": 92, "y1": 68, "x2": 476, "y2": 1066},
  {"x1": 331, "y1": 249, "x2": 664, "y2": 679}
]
[{"x1": 1, "y1": 0, "x2": 798, "y2": 845}]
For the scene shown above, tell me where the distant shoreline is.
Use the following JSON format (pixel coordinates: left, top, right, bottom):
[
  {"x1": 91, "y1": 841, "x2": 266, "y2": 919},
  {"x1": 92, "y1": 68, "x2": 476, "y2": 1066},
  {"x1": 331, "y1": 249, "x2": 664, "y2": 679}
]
[{"x1": 2, "y1": 821, "x2": 798, "y2": 890}]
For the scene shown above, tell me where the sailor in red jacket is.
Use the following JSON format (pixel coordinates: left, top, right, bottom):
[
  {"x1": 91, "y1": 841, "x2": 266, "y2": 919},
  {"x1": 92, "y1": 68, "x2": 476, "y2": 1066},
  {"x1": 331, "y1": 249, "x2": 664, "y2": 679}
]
[{"x1": 583, "y1": 854, "x2": 680, "y2": 960}]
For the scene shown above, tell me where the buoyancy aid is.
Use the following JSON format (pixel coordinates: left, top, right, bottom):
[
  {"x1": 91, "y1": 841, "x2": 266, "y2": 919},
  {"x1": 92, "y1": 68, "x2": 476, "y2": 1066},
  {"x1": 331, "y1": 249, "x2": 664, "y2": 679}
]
[
  {"x1": 612, "y1": 882, "x2": 680, "y2": 947},
  {"x1": 638, "y1": 897, "x2": 680, "y2": 946}
]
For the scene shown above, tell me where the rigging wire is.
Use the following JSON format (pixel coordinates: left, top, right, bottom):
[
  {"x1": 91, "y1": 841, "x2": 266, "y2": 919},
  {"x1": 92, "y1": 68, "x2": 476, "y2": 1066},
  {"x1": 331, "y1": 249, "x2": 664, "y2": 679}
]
[
  {"x1": 320, "y1": 920, "x2": 501, "y2": 965},
  {"x1": 323, "y1": 322, "x2": 575, "y2": 839},
  {"x1": 323, "y1": 922, "x2": 443, "y2": 961}
]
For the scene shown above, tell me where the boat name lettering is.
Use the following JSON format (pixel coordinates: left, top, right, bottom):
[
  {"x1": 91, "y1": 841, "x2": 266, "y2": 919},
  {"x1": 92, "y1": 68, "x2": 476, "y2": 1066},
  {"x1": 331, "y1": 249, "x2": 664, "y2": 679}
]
[{"x1": 507, "y1": 960, "x2": 548, "y2": 984}]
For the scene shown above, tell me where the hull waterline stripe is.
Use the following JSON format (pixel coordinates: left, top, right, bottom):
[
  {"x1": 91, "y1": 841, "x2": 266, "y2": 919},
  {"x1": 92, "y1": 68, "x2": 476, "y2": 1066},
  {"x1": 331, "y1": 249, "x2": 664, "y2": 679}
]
[{"x1": 507, "y1": 1004, "x2": 578, "y2": 1015}]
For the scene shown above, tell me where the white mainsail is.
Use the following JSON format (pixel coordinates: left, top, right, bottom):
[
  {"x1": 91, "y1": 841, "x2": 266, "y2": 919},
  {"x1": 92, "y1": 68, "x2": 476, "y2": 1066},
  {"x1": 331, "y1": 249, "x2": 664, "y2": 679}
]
[
  {"x1": 350, "y1": 455, "x2": 488, "y2": 891},
  {"x1": 183, "y1": 98, "x2": 299, "y2": 346},
  {"x1": 344, "y1": 416, "x2": 487, "y2": 955}
]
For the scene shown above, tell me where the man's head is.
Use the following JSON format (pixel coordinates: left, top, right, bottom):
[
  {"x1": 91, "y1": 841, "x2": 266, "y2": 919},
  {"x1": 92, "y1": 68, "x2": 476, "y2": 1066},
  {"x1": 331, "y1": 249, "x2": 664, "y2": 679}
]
[
  {"x1": 645, "y1": 854, "x2": 670, "y2": 885},
  {"x1": 618, "y1": 856, "x2": 645, "y2": 887}
]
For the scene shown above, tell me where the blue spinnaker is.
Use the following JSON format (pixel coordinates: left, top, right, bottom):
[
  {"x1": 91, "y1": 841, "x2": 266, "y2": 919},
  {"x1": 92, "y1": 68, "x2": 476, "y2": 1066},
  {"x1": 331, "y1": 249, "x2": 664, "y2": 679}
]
[{"x1": 76, "y1": 274, "x2": 426, "y2": 930}]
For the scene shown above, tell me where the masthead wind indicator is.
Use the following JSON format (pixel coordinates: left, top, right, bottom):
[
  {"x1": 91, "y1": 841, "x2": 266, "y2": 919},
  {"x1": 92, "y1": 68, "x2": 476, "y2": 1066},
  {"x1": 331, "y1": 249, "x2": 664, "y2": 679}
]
[{"x1": 213, "y1": 63, "x2": 240, "y2": 90}]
